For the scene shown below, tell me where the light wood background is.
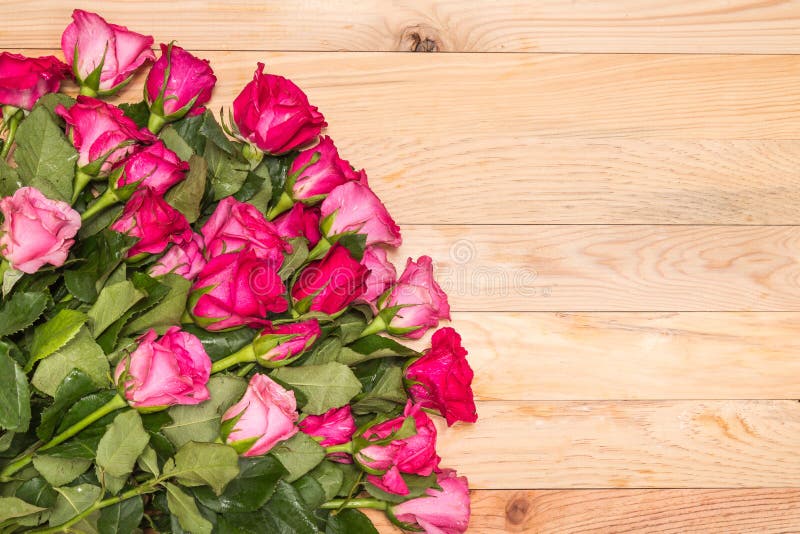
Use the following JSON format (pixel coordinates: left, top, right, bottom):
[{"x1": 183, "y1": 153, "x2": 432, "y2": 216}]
[{"x1": 3, "y1": 1, "x2": 800, "y2": 532}]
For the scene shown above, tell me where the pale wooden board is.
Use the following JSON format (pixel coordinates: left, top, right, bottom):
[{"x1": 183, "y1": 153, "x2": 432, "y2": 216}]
[
  {"x1": 438, "y1": 401, "x2": 800, "y2": 488},
  {"x1": 369, "y1": 489, "x2": 800, "y2": 533},
  {"x1": 4, "y1": 1, "x2": 800, "y2": 53}
]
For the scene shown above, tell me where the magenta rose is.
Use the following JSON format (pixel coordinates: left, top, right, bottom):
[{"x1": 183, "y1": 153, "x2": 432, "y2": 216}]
[
  {"x1": 320, "y1": 182, "x2": 401, "y2": 247},
  {"x1": 299, "y1": 405, "x2": 356, "y2": 447},
  {"x1": 272, "y1": 203, "x2": 322, "y2": 247},
  {"x1": 111, "y1": 188, "x2": 192, "y2": 258},
  {"x1": 114, "y1": 327, "x2": 211, "y2": 409},
  {"x1": 0, "y1": 187, "x2": 80, "y2": 274},
  {"x1": 0, "y1": 52, "x2": 68, "y2": 110},
  {"x1": 145, "y1": 43, "x2": 216, "y2": 124},
  {"x1": 221, "y1": 374, "x2": 298, "y2": 456},
  {"x1": 253, "y1": 319, "x2": 321, "y2": 366},
  {"x1": 190, "y1": 249, "x2": 287, "y2": 331},
  {"x1": 381, "y1": 256, "x2": 450, "y2": 340},
  {"x1": 356, "y1": 246, "x2": 396, "y2": 310},
  {"x1": 289, "y1": 136, "x2": 364, "y2": 201},
  {"x1": 149, "y1": 232, "x2": 206, "y2": 280},
  {"x1": 406, "y1": 328, "x2": 477, "y2": 426},
  {"x1": 202, "y1": 197, "x2": 290, "y2": 265},
  {"x1": 61, "y1": 9, "x2": 154, "y2": 96},
  {"x1": 115, "y1": 141, "x2": 189, "y2": 195},
  {"x1": 57, "y1": 96, "x2": 155, "y2": 176},
  {"x1": 233, "y1": 63, "x2": 326, "y2": 155},
  {"x1": 291, "y1": 244, "x2": 367, "y2": 315},
  {"x1": 392, "y1": 469, "x2": 471, "y2": 534}
]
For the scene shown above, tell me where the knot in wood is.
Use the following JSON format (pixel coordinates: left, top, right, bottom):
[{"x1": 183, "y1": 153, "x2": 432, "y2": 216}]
[
  {"x1": 400, "y1": 25, "x2": 441, "y2": 52},
  {"x1": 505, "y1": 495, "x2": 530, "y2": 525}
]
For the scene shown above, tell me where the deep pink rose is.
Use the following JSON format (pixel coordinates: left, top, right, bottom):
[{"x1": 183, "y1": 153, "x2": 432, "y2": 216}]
[
  {"x1": 150, "y1": 232, "x2": 206, "y2": 280},
  {"x1": 291, "y1": 244, "x2": 367, "y2": 315},
  {"x1": 111, "y1": 188, "x2": 191, "y2": 257},
  {"x1": 233, "y1": 63, "x2": 326, "y2": 155},
  {"x1": 146, "y1": 43, "x2": 216, "y2": 120},
  {"x1": 357, "y1": 246, "x2": 396, "y2": 310},
  {"x1": 0, "y1": 52, "x2": 68, "y2": 110},
  {"x1": 116, "y1": 141, "x2": 189, "y2": 195},
  {"x1": 114, "y1": 327, "x2": 211, "y2": 409},
  {"x1": 0, "y1": 187, "x2": 80, "y2": 274},
  {"x1": 392, "y1": 470, "x2": 471, "y2": 534},
  {"x1": 406, "y1": 328, "x2": 477, "y2": 426},
  {"x1": 358, "y1": 402, "x2": 441, "y2": 495},
  {"x1": 320, "y1": 182, "x2": 401, "y2": 247},
  {"x1": 61, "y1": 9, "x2": 154, "y2": 95},
  {"x1": 272, "y1": 203, "x2": 321, "y2": 247},
  {"x1": 382, "y1": 256, "x2": 450, "y2": 340},
  {"x1": 57, "y1": 96, "x2": 156, "y2": 175},
  {"x1": 202, "y1": 197, "x2": 289, "y2": 265},
  {"x1": 190, "y1": 250, "x2": 287, "y2": 331},
  {"x1": 289, "y1": 136, "x2": 364, "y2": 201},
  {"x1": 253, "y1": 319, "x2": 321, "y2": 365},
  {"x1": 222, "y1": 374, "x2": 298, "y2": 457},
  {"x1": 299, "y1": 405, "x2": 356, "y2": 447}
]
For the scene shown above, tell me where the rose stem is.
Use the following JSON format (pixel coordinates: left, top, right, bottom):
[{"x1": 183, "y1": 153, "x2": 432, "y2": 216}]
[{"x1": 210, "y1": 343, "x2": 257, "y2": 374}]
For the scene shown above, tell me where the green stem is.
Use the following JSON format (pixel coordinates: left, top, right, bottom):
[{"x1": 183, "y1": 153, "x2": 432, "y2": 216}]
[
  {"x1": 0, "y1": 113, "x2": 20, "y2": 160},
  {"x1": 211, "y1": 344, "x2": 257, "y2": 374},
  {"x1": 147, "y1": 112, "x2": 166, "y2": 135},
  {"x1": 78, "y1": 85, "x2": 98, "y2": 97},
  {"x1": 324, "y1": 441, "x2": 354, "y2": 455},
  {"x1": 81, "y1": 187, "x2": 119, "y2": 221},
  {"x1": 320, "y1": 498, "x2": 387, "y2": 511},
  {"x1": 266, "y1": 191, "x2": 294, "y2": 220},
  {"x1": 71, "y1": 170, "x2": 93, "y2": 204},
  {"x1": 306, "y1": 236, "x2": 332, "y2": 261},
  {"x1": 358, "y1": 315, "x2": 387, "y2": 339},
  {"x1": 236, "y1": 363, "x2": 256, "y2": 377}
]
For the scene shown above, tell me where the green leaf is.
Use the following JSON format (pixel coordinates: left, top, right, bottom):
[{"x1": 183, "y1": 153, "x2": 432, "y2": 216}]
[
  {"x1": 291, "y1": 474, "x2": 325, "y2": 508},
  {"x1": 88, "y1": 281, "x2": 144, "y2": 338},
  {"x1": 0, "y1": 290, "x2": 48, "y2": 337},
  {"x1": 169, "y1": 113, "x2": 206, "y2": 156},
  {"x1": 164, "y1": 441, "x2": 240, "y2": 495},
  {"x1": 64, "y1": 229, "x2": 137, "y2": 303},
  {"x1": 303, "y1": 337, "x2": 343, "y2": 366},
  {"x1": 78, "y1": 205, "x2": 123, "y2": 239},
  {"x1": 118, "y1": 101, "x2": 150, "y2": 128},
  {"x1": 364, "y1": 472, "x2": 437, "y2": 504},
  {"x1": 31, "y1": 327, "x2": 110, "y2": 396},
  {"x1": 57, "y1": 390, "x2": 117, "y2": 434},
  {"x1": 0, "y1": 496, "x2": 45, "y2": 523},
  {"x1": 0, "y1": 159, "x2": 21, "y2": 198},
  {"x1": 181, "y1": 325, "x2": 256, "y2": 361},
  {"x1": 309, "y1": 461, "x2": 344, "y2": 502},
  {"x1": 32, "y1": 455, "x2": 91, "y2": 487},
  {"x1": 33, "y1": 93, "x2": 75, "y2": 119},
  {"x1": 49, "y1": 484, "x2": 101, "y2": 527},
  {"x1": 345, "y1": 335, "x2": 419, "y2": 363},
  {"x1": 121, "y1": 274, "x2": 191, "y2": 335},
  {"x1": 15, "y1": 476, "x2": 57, "y2": 509},
  {"x1": 270, "y1": 432, "x2": 325, "y2": 483},
  {"x1": 0, "y1": 343, "x2": 30, "y2": 432},
  {"x1": 262, "y1": 153, "x2": 294, "y2": 206},
  {"x1": 335, "y1": 312, "x2": 368, "y2": 345},
  {"x1": 97, "y1": 272, "x2": 170, "y2": 352},
  {"x1": 166, "y1": 483, "x2": 213, "y2": 534},
  {"x1": 336, "y1": 233, "x2": 367, "y2": 262},
  {"x1": 165, "y1": 155, "x2": 207, "y2": 223},
  {"x1": 200, "y1": 111, "x2": 236, "y2": 155},
  {"x1": 96, "y1": 410, "x2": 150, "y2": 478},
  {"x1": 159, "y1": 125, "x2": 195, "y2": 161},
  {"x1": 271, "y1": 362, "x2": 363, "y2": 415},
  {"x1": 27, "y1": 309, "x2": 88, "y2": 371},
  {"x1": 38, "y1": 369, "x2": 97, "y2": 441},
  {"x1": 43, "y1": 424, "x2": 106, "y2": 459},
  {"x1": 261, "y1": 481, "x2": 320, "y2": 533},
  {"x1": 1, "y1": 266, "x2": 25, "y2": 297},
  {"x1": 97, "y1": 495, "x2": 143, "y2": 534},
  {"x1": 13, "y1": 106, "x2": 77, "y2": 202},
  {"x1": 352, "y1": 365, "x2": 407, "y2": 415},
  {"x1": 135, "y1": 446, "x2": 159, "y2": 478},
  {"x1": 206, "y1": 140, "x2": 249, "y2": 200},
  {"x1": 279, "y1": 238, "x2": 309, "y2": 280},
  {"x1": 195, "y1": 455, "x2": 287, "y2": 514},
  {"x1": 326, "y1": 509, "x2": 379, "y2": 534}
]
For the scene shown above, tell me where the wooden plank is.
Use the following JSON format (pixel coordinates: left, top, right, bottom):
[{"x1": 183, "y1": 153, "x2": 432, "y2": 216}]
[
  {"x1": 390, "y1": 225, "x2": 800, "y2": 312},
  {"x1": 445, "y1": 312, "x2": 800, "y2": 401},
  {"x1": 437, "y1": 400, "x2": 800, "y2": 488},
  {"x1": 369, "y1": 489, "x2": 800, "y2": 533},
  {"x1": 4, "y1": 1, "x2": 800, "y2": 53}
]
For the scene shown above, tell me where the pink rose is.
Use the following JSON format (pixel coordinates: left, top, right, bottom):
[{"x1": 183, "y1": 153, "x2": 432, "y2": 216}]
[
  {"x1": 0, "y1": 187, "x2": 80, "y2": 274},
  {"x1": 61, "y1": 9, "x2": 154, "y2": 96},
  {"x1": 272, "y1": 203, "x2": 321, "y2": 247},
  {"x1": 233, "y1": 63, "x2": 326, "y2": 155},
  {"x1": 392, "y1": 470, "x2": 471, "y2": 534},
  {"x1": 0, "y1": 52, "x2": 68, "y2": 110},
  {"x1": 357, "y1": 402, "x2": 441, "y2": 495},
  {"x1": 202, "y1": 197, "x2": 289, "y2": 265},
  {"x1": 190, "y1": 249, "x2": 287, "y2": 331},
  {"x1": 221, "y1": 374, "x2": 298, "y2": 456},
  {"x1": 57, "y1": 96, "x2": 155, "y2": 176},
  {"x1": 291, "y1": 244, "x2": 367, "y2": 315},
  {"x1": 111, "y1": 188, "x2": 192, "y2": 258},
  {"x1": 115, "y1": 141, "x2": 189, "y2": 195},
  {"x1": 406, "y1": 328, "x2": 477, "y2": 426},
  {"x1": 299, "y1": 405, "x2": 356, "y2": 447},
  {"x1": 149, "y1": 233, "x2": 206, "y2": 280},
  {"x1": 289, "y1": 136, "x2": 364, "y2": 201},
  {"x1": 114, "y1": 327, "x2": 211, "y2": 409},
  {"x1": 146, "y1": 43, "x2": 216, "y2": 122},
  {"x1": 356, "y1": 246, "x2": 396, "y2": 310},
  {"x1": 382, "y1": 256, "x2": 450, "y2": 340},
  {"x1": 253, "y1": 319, "x2": 321, "y2": 365},
  {"x1": 320, "y1": 182, "x2": 401, "y2": 247}
]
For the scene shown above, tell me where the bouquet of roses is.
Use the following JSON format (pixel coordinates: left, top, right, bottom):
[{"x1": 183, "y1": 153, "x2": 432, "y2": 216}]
[{"x1": 0, "y1": 9, "x2": 478, "y2": 534}]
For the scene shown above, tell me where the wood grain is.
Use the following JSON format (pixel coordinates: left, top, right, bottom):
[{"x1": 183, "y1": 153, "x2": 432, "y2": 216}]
[
  {"x1": 369, "y1": 489, "x2": 800, "y2": 533},
  {"x1": 4, "y1": 1, "x2": 800, "y2": 53},
  {"x1": 439, "y1": 400, "x2": 800, "y2": 488}
]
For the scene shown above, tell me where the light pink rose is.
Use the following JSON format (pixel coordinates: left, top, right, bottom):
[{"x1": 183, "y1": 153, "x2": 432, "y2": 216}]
[
  {"x1": 320, "y1": 182, "x2": 401, "y2": 247},
  {"x1": 291, "y1": 244, "x2": 367, "y2": 315},
  {"x1": 299, "y1": 405, "x2": 356, "y2": 447},
  {"x1": 382, "y1": 256, "x2": 450, "y2": 340},
  {"x1": 392, "y1": 470, "x2": 471, "y2": 534},
  {"x1": 146, "y1": 43, "x2": 216, "y2": 120},
  {"x1": 114, "y1": 327, "x2": 211, "y2": 409},
  {"x1": 222, "y1": 373, "x2": 298, "y2": 456},
  {"x1": 116, "y1": 141, "x2": 189, "y2": 195},
  {"x1": 0, "y1": 52, "x2": 68, "y2": 110},
  {"x1": 150, "y1": 233, "x2": 206, "y2": 280},
  {"x1": 289, "y1": 136, "x2": 364, "y2": 201},
  {"x1": 0, "y1": 187, "x2": 80, "y2": 274},
  {"x1": 110, "y1": 188, "x2": 192, "y2": 257},
  {"x1": 253, "y1": 319, "x2": 321, "y2": 365},
  {"x1": 356, "y1": 246, "x2": 396, "y2": 310},
  {"x1": 272, "y1": 203, "x2": 321, "y2": 247},
  {"x1": 61, "y1": 9, "x2": 154, "y2": 95}
]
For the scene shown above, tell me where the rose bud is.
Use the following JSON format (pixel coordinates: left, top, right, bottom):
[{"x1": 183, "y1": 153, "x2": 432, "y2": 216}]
[
  {"x1": 116, "y1": 141, "x2": 189, "y2": 195},
  {"x1": 0, "y1": 52, "x2": 68, "y2": 111},
  {"x1": 111, "y1": 188, "x2": 192, "y2": 258},
  {"x1": 253, "y1": 319, "x2": 321, "y2": 366},
  {"x1": 390, "y1": 469, "x2": 471, "y2": 534},
  {"x1": 299, "y1": 405, "x2": 356, "y2": 447},
  {"x1": 356, "y1": 246, "x2": 396, "y2": 311},
  {"x1": 0, "y1": 187, "x2": 80, "y2": 274},
  {"x1": 221, "y1": 373, "x2": 298, "y2": 456},
  {"x1": 189, "y1": 249, "x2": 287, "y2": 331},
  {"x1": 150, "y1": 232, "x2": 206, "y2": 280},
  {"x1": 406, "y1": 328, "x2": 477, "y2": 426},
  {"x1": 291, "y1": 244, "x2": 367, "y2": 316},
  {"x1": 114, "y1": 327, "x2": 211, "y2": 409},
  {"x1": 289, "y1": 136, "x2": 364, "y2": 202},
  {"x1": 272, "y1": 202, "x2": 322, "y2": 247},
  {"x1": 145, "y1": 43, "x2": 216, "y2": 131},
  {"x1": 202, "y1": 197, "x2": 290, "y2": 265},
  {"x1": 320, "y1": 182, "x2": 401, "y2": 247},
  {"x1": 233, "y1": 63, "x2": 326, "y2": 155},
  {"x1": 61, "y1": 9, "x2": 154, "y2": 96},
  {"x1": 380, "y1": 256, "x2": 450, "y2": 340}
]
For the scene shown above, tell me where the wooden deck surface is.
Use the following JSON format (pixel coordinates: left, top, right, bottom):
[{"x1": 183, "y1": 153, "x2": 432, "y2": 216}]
[{"x1": 3, "y1": 1, "x2": 800, "y2": 531}]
